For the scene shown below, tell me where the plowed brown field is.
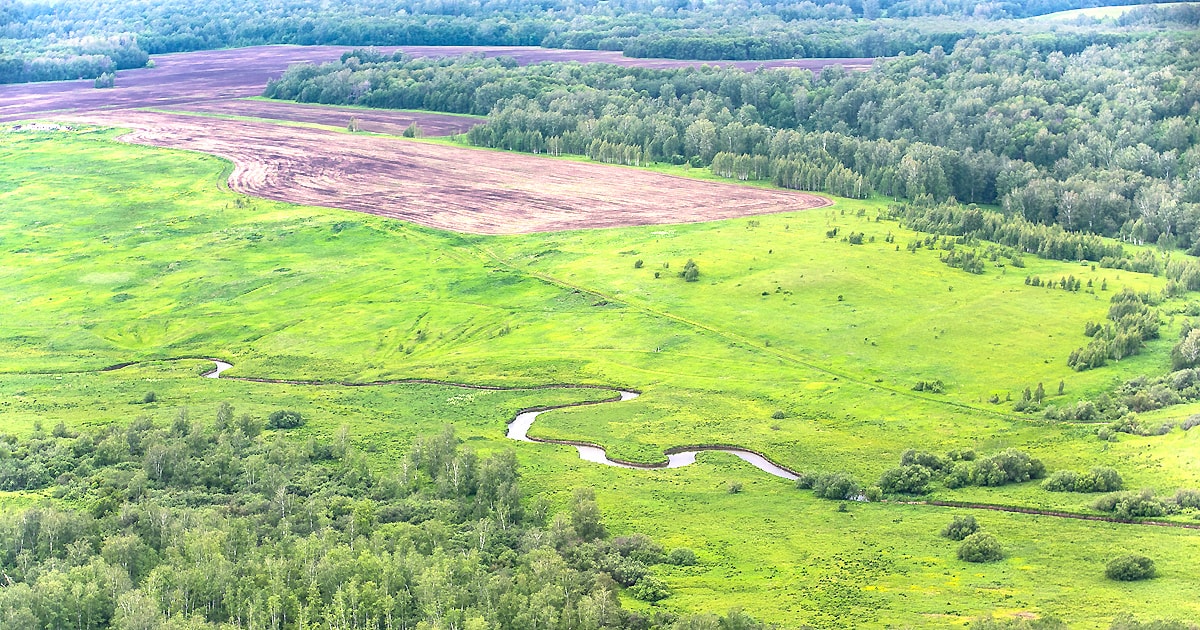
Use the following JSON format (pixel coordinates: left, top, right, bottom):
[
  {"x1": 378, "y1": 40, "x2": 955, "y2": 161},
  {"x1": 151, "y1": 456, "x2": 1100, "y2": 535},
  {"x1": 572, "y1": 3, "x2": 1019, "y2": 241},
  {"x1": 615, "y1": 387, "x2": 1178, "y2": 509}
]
[
  {"x1": 66, "y1": 110, "x2": 831, "y2": 235},
  {"x1": 166, "y1": 99, "x2": 484, "y2": 136}
]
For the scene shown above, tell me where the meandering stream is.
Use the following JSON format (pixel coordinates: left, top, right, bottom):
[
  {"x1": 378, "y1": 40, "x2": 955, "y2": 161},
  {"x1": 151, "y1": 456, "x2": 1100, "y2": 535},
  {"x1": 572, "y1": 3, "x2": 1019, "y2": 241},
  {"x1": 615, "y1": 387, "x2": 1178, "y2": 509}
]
[{"x1": 203, "y1": 358, "x2": 799, "y2": 480}]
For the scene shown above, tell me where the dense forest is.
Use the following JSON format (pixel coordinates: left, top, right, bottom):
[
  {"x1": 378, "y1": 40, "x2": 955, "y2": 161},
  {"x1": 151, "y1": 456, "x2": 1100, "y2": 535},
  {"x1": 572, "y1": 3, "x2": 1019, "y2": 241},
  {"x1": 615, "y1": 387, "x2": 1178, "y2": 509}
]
[
  {"x1": 0, "y1": 0, "x2": 1191, "y2": 84},
  {"x1": 265, "y1": 32, "x2": 1200, "y2": 246},
  {"x1": 0, "y1": 413, "x2": 765, "y2": 629}
]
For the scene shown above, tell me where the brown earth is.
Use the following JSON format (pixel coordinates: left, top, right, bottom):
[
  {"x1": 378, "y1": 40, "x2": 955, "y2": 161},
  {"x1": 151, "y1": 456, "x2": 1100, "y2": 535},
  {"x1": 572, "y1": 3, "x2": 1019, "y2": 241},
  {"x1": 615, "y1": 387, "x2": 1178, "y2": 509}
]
[
  {"x1": 0, "y1": 45, "x2": 874, "y2": 122},
  {"x1": 165, "y1": 99, "x2": 485, "y2": 136},
  {"x1": 64, "y1": 110, "x2": 831, "y2": 235}
]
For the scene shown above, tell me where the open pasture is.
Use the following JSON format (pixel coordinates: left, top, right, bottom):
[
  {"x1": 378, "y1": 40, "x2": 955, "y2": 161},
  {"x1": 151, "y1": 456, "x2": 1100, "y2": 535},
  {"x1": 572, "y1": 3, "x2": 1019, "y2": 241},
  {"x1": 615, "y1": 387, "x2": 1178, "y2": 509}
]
[
  {"x1": 62, "y1": 110, "x2": 832, "y2": 233},
  {"x1": 3, "y1": 115, "x2": 1199, "y2": 628}
]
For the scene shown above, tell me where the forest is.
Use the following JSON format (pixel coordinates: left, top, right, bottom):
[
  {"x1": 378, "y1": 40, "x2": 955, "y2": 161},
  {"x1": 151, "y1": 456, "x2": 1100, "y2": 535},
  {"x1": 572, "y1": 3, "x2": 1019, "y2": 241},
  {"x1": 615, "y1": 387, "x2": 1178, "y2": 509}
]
[
  {"x1": 265, "y1": 30, "x2": 1200, "y2": 248},
  {"x1": 0, "y1": 0, "x2": 1191, "y2": 84},
  {"x1": 0, "y1": 413, "x2": 762, "y2": 629}
]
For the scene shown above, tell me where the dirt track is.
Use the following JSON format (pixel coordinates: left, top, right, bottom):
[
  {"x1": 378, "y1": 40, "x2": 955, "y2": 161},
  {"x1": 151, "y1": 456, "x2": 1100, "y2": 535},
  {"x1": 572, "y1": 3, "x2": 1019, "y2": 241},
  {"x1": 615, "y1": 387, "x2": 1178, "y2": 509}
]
[
  {"x1": 66, "y1": 110, "x2": 831, "y2": 234},
  {"x1": 165, "y1": 99, "x2": 484, "y2": 136}
]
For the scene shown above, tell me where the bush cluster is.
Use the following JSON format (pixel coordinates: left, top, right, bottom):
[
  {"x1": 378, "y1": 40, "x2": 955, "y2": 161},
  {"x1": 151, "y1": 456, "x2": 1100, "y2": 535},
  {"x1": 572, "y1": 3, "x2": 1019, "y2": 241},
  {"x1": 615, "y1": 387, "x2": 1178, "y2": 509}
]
[
  {"x1": 1105, "y1": 555, "x2": 1156, "y2": 581},
  {"x1": 957, "y1": 532, "x2": 1004, "y2": 563},
  {"x1": 796, "y1": 471, "x2": 862, "y2": 500},
  {"x1": 1091, "y1": 488, "x2": 1200, "y2": 519},
  {"x1": 1042, "y1": 467, "x2": 1123, "y2": 493}
]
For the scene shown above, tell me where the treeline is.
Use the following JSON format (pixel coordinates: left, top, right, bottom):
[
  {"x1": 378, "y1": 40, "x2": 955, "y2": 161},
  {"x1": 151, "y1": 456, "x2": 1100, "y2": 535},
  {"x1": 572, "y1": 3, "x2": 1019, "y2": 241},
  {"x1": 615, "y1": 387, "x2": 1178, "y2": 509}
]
[
  {"x1": 885, "y1": 200, "x2": 1125, "y2": 262},
  {"x1": 0, "y1": 36, "x2": 148, "y2": 84},
  {"x1": 0, "y1": 413, "x2": 761, "y2": 629},
  {"x1": 0, "y1": 0, "x2": 1168, "y2": 67},
  {"x1": 268, "y1": 33, "x2": 1199, "y2": 248}
]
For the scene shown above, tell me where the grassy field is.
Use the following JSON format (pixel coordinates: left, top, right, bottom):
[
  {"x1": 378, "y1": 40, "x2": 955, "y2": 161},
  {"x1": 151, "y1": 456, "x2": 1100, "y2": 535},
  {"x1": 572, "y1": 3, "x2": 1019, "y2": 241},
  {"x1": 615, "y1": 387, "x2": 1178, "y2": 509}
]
[{"x1": 2, "y1": 127, "x2": 1199, "y2": 627}]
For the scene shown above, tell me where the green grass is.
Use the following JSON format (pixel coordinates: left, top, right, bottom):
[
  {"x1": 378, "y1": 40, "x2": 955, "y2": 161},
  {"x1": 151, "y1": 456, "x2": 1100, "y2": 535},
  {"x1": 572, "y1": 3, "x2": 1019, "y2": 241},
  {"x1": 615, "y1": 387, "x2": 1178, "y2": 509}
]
[{"x1": 2, "y1": 127, "x2": 1200, "y2": 627}]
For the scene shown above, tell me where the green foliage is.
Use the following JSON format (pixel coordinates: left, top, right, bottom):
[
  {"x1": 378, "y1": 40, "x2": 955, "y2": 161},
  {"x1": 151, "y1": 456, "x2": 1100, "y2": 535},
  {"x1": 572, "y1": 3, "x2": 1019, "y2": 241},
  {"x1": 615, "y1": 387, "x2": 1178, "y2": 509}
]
[
  {"x1": 1105, "y1": 555, "x2": 1157, "y2": 582},
  {"x1": 681, "y1": 259, "x2": 700, "y2": 282},
  {"x1": 667, "y1": 547, "x2": 698, "y2": 566},
  {"x1": 1042, "y1": 467, "x2": 1123, "y2": 493},
  {"x1": 878, "y1": 464, "x2": 933, "y2": 495},
  {"x1": 809, "y1": 472, "x2": 862, "y2": 500},
  {"x1": 141, "y1": 391, "x2": 157, "y2": 404},
  {"x1": 629, "y1": 575, "x2": 671, "y2": 602},
  {"x1": 0, "y1": 420, "x2": 698, "y2": 628},
  {"x1": 912, "y1": 379, "x2": 946, "y2": 393},
  {"x1": 265, "y1": 409, "x2": 304, "y2": 429},
  {"x1": 957, "y1": 532, "x2": 1004, "y2": 563},
  {"x1": 1092, "y1": 490, "x2": 1170, "y2": 519},
  {"x1": 940, "y1": 515, "x2": 978, "y2": 541},
  {"x1": 1069, "y1": 289, "x2": 1161, "y2": 372}
]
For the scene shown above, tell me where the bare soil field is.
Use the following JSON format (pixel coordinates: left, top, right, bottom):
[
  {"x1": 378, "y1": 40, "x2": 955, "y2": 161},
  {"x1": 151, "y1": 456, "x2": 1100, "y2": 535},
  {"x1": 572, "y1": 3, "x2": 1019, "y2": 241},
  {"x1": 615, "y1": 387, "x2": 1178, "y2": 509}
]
[
  {"x1": 0, "y1": 45, "x2": 873, "y2": 122},
  {"x1": 166, "y1": 99, "x2": 484, "y2": 136},
  {"x1": 64, "y1": 110, "x2": 831, "y2": 235}
]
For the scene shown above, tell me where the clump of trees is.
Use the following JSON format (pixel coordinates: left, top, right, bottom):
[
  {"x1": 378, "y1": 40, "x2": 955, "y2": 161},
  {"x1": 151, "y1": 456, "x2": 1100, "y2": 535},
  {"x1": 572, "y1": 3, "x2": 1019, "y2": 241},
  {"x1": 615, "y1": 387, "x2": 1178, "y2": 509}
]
[
  {"x1": 875, "y1": 448, "x2": 1044, "y2": 496},
  {"x1": 796, "y1": 471, "x2": 863, "y2": 500},
  {"x1": 1068, "y1": 289, "x2": 1161, "y2": 372},
  {"x1": 1090, "y1": 487, "x2": 1200, "y2": 520},
  {"x1": 1042, "y1": 467, "x2": 1123, "y2": 493},
  {"x1": 0, "y1": 413, "x2": 769, "y2": 629}
]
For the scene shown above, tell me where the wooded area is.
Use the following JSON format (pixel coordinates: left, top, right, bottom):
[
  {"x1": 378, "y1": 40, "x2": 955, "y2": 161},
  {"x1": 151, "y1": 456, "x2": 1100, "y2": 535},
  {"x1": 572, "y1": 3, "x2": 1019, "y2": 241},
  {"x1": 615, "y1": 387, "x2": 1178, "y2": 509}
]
[{"x1": 267, "y1": 32, "x2": 1200, "y2": 248}]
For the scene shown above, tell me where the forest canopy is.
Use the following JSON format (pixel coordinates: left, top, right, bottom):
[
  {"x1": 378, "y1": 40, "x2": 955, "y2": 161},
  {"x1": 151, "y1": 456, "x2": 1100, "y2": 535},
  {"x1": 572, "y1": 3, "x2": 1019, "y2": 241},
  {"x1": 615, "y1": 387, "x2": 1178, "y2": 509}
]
[{"x1": 265, "y1": 31, "x2": 1200, "y2": 248}]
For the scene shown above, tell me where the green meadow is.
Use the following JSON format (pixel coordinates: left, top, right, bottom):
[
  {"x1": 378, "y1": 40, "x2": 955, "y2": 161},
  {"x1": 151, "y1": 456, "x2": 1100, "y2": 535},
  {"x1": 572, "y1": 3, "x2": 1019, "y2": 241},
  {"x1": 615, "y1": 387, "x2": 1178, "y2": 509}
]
[{"x1": 2, "y1": 127, "x2": 1199, "y2": 627}]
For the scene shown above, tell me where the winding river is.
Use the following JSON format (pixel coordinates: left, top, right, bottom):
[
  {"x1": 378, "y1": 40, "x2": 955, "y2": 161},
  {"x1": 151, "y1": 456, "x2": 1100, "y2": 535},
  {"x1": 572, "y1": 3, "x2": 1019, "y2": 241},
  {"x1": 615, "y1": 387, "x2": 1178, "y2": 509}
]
[{"x1": 202, "y1": 359, "x2": 799, "y2": 480}]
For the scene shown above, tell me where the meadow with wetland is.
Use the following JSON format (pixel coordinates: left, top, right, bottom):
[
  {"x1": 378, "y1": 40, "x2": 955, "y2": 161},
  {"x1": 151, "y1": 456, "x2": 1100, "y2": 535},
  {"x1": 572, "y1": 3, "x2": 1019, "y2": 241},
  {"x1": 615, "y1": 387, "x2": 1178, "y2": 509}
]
[{"x1": 2, "y1": 0, "x2": 1200, "y2": 628}]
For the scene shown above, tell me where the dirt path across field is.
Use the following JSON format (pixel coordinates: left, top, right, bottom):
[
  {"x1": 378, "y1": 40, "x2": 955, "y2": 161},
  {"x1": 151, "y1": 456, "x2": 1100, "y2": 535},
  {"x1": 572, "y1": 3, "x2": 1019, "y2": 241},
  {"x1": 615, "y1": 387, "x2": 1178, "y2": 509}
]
[
  {"x1": 64, "y1": 110, "x2": 831, "y2": 234},
  {"x1": 163, "y1": 99, "x2": 485, "y2": 136}
]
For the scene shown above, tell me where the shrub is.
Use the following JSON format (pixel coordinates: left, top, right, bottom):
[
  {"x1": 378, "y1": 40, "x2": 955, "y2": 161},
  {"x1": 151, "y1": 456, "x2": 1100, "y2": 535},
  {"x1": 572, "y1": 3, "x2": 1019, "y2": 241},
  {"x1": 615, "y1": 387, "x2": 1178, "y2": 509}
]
[
  {"x1": 969, "y1": 449, "x2": 1045, "y2": 486},
  {"x1": 1042, "y1": 470, "x2": 1079, "y2": 492},
  {"x1": 794, "y1": 471, "x2": 818, "y2": 489},
  {"x1": 142, "y1": 391, "x2": 157, "y2": 404},
  {"x1": 1105, "y1": 554, "x2": 1156, "y2": 581},
  {"x1": 770, "y1": 410, "x2": 785, "y2": 420},
  {"x1": 1182, "y1": 415, "x2": 1200, "y2": 431},
  {"x1": 634, "y1": 259, "x2": 644, "y2": 268},
  {"x1": 611, "y1": 534, "x2": 664, "y2": 564},
  {"x1": 1172, "y1": 488, "x2": 1200, "y2": 509},
  {"x1": 1044, "y1": 467, "x2": 1123, "y2": 493},
  {"x1": 943, "y1": 462, "x2": 972, "y2": 489},
  {"x1": 267, "y1": 410, "x2": 304, "y2": 429},
  {"x1": 811, "y1": 472, "x2": 861, "y2": 500},
  {"x1": 666, "y1": 547, "x2": 697, "y2": 566},
  {"x1": 941, "y1": 515, "x2": 978, "y2": 541},
  {"x1": 878, "y1": 465, "x2": 932, "y2": 495},
  {"x1": 900, "y1": 449, "x2": 947, "y2": 471},
  {"x1": 628, "y1": 575, "x2": 671, "y2": 601},
  {"x1": 957, "y1": 532, "x2": 1003, "y2": 563},
  {"x1": 726, "y1": 481, "x2": 743, "y2": 494},
  {"x1": 1092, "y1": 490, "x2": 1168, "y2": 519}
]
